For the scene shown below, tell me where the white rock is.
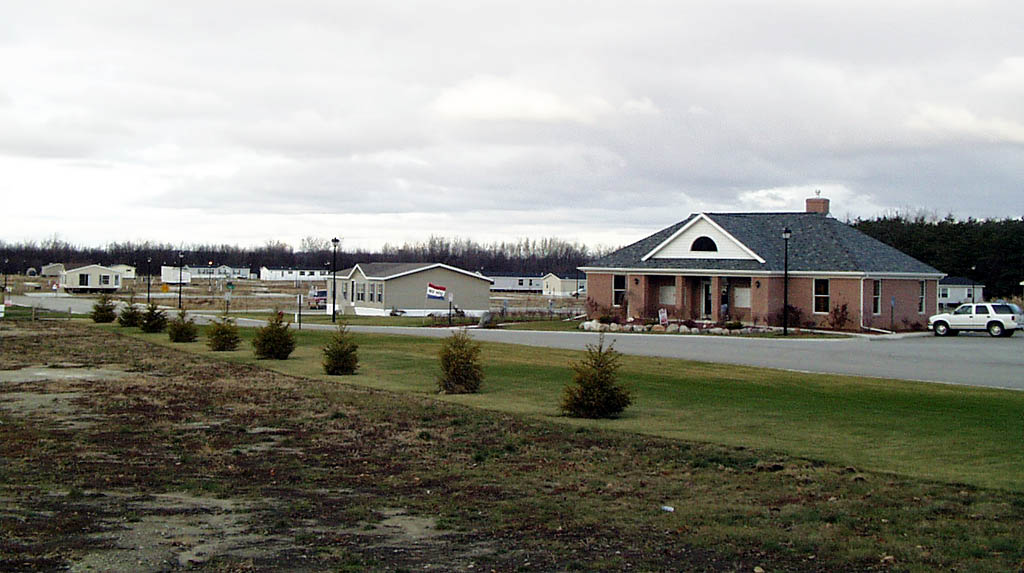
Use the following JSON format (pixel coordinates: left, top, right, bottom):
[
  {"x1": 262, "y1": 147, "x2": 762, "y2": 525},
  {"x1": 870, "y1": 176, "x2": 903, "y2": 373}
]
[{"x1": 666, "y1": 324, "x2": 679, "y2": 333}]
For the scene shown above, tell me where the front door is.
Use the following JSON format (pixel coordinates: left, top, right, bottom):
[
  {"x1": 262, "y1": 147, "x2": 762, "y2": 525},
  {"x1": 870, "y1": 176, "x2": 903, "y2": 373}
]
[{"x1": 701, "y1": 280, "x2": 713, "y2": 318}]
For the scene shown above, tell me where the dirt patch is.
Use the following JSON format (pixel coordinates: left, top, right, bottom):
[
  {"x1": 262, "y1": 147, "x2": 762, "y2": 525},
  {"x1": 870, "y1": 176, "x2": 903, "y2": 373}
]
[
  {"x1": 69, "y1": 492, "x2": 288, "y2": 572},
  {"x1": 353, "y1": 507, "x2": 446, "y2": 547}
]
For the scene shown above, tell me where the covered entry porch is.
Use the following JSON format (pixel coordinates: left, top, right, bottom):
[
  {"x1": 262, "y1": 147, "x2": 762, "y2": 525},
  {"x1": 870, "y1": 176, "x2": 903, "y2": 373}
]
[{"x1": 631, "y1": 274, "x2": 755, "y2": 323}]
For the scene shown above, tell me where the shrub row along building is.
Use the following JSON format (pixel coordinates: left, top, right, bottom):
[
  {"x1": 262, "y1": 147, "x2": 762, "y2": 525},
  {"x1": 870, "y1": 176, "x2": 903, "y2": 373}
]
[{"x1": 581, "y1": 197, "x2": 943, "y2": 331}]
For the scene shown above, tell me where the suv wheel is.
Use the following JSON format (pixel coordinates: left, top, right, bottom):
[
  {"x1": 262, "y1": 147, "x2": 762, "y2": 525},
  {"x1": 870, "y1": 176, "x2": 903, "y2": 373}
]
[
  {"x1": 987, "y1": 322, "x2": 1004, "y2": 337},
  {"x1": 933, "y1": 322, "x2": 951, "y2": 336}
]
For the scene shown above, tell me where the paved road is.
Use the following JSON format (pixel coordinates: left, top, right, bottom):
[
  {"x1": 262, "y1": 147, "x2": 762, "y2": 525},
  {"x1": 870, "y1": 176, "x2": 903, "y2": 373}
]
[{"x1": 9, "y1": 295, "x2": 1021, "y2": 390}]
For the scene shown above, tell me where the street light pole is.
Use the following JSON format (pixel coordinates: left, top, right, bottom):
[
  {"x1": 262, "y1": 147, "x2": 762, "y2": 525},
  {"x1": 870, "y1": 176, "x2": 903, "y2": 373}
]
[
  {"x1": 970, "y1": 265, "x2": 976, "y2": 303},
  {"x1": 146, "y1": 256, "x2": 152, "y2": 304},
  {"x1": 331, "y1": 237, "x2": 340, "y2": 323},
  {"x1": 782, "y1": 227, "x2": 791, "y2": 336},
  {"x1": 177, "y1": 252, "x2": 184, "y2": 310},
  {"x1": 2, "y1": 257, "x2": 8, "y2": 294}
]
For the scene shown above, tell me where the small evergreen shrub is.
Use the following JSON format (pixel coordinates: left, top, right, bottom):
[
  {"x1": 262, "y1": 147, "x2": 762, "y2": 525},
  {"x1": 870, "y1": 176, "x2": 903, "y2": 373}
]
[
  {"x1": 207, "y1": 316, "x2": 241, "y2": 351},
  {"x1": 90, "y1": 294, "x2": 117, "y2": 323},
  {"x1": 117, "y1": 303, "x2": 142, "y2": 327},
  {"x1": 252, "y1": 311, "x2": 295, "y2": 359},
  {"x1": 437, "y1": 329, "x2": 483, "y2": 394},
  {"x1": 139, "y1": 303, "x2": 168, "y2": 333},
  {"x1": 167, "y1": 310, "x2": 198, "y2": 343},
  {"x1": 561, "y1": 335, "x2": 632, "y2": 419},
  {"x1": 322, "y1": 323, "x2": 359, "y2": 375}
]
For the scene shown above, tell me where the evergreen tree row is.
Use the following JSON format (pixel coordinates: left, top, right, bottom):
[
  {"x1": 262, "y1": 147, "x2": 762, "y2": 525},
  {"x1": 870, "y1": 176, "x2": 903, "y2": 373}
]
[{"x1": 852, "y1": 214, "x2": 1024, "y2": 298}]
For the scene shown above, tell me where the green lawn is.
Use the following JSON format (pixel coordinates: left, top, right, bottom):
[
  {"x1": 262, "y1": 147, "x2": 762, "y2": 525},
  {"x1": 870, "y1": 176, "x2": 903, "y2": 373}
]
[{"x1": 110, "y1": 323, "x2": 1024, "y2": 492}]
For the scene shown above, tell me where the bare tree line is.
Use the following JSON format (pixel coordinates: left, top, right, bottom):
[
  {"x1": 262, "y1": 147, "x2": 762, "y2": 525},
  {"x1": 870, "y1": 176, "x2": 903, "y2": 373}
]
[{"x1": 0, "y1": 235, "x2": 612, "y2": 278}]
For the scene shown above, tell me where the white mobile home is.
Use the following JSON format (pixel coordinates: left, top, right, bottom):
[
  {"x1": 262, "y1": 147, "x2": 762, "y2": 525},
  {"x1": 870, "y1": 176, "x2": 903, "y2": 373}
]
[
  {"x1": 188, "y1": 264, "x2": 250, "y2": 280},
  {"x1": 161, "y1": 266, "x2": 193, "y2": 285},
  {"x1": 111, "y1": 264, "x2": 137, "y2": 279},
  {"x1": 259, "y1": 267, "x2": 332, "y2": 282},
  {"x1": 60, "y1": 265, "x2": 123, "y2": 293},
  {"x1": 541, "y1": 273, "x2": 585, "y2": 297},
  {"x1": 487, "y1": 273, "x2": 544, "y2": 292}
]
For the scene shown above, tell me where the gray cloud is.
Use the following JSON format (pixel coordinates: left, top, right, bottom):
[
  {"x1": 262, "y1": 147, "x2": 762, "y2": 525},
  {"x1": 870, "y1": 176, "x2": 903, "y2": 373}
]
[{"x1": 1, "y1": 1, "x2": 1022, "y2": 249}]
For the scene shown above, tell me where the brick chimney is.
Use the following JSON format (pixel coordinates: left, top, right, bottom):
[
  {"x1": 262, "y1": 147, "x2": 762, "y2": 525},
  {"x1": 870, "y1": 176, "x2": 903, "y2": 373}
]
[{"x1": 805, "y1": 193, "x2": 829, "y2": 215}]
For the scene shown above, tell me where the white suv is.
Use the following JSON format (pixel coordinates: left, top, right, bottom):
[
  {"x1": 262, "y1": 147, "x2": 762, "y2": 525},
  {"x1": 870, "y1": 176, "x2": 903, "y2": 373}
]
[{"x1": 928, "y1": 303, "x2": 1019, "y2": 337}]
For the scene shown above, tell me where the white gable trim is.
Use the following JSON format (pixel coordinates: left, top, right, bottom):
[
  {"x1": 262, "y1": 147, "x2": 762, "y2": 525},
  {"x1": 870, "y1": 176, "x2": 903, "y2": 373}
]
[{"x1": 641, "y1": 214, "x2": 765, "y2": 263}]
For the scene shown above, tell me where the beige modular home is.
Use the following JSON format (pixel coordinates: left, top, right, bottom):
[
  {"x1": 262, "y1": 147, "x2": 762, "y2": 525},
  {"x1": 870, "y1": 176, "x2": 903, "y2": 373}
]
[
  {"x1": 325, "y1": 263, "x2": 493, "y2": 317},
  {"x1": 41, "y1": 263, "x2": 65, "y2": 277},
  {"x1": 60, "y1": 264, "x2": 123, "y2": 293}
]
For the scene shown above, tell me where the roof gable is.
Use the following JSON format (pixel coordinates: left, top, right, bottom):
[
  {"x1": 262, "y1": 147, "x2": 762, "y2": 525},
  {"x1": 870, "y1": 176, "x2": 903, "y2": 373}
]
[{"x1": 642, "y1": 214, "x2": 765, "y2": 263}]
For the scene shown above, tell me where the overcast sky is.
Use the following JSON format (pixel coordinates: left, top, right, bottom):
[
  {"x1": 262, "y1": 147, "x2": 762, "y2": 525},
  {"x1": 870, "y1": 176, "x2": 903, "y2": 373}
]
[{"x1": 2, "y1": 1, "x2": 1022, "y2": 252}]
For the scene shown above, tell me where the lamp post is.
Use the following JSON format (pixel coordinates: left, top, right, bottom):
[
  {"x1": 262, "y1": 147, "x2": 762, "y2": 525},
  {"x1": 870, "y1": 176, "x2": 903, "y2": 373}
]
[
  {"x1": 970, "y1": 265, "x2": 976, "y2": 303},
  {"x1": 331, "y1": 237, "x2": 340, "y2": 323},
  {"x1": 146, "y1": 256, "x2": 152, "y2": 304},
  {"x1": 2, "y1": 257, "x2": 8, "y2": 294},
  {"x1": 177, "y1": 252, "x2": 184, "y2": 309},
  {"x1": 782, "y1": 227, "x2": 791, "y2": 336}
]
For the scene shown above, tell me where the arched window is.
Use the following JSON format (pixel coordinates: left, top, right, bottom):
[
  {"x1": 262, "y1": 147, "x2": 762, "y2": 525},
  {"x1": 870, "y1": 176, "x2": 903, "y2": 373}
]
[{"x1": 691, "y1": 236, "x2": 718, "y2": 252}]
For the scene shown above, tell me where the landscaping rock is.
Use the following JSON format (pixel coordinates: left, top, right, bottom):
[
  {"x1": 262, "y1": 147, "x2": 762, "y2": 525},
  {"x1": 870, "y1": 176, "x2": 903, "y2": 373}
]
[
  {"x1": 651, "y1": 325, "x2": 666, "y2": 333},
  {"x1": 666, "y1": 324, "x2": 679, "y2": 333},
  {"x1": 709, "y1": 327, "x2": 726, "y2": 335},
  {"x1": 608, "y1": 323, "x2": 621, "y2": 332}
]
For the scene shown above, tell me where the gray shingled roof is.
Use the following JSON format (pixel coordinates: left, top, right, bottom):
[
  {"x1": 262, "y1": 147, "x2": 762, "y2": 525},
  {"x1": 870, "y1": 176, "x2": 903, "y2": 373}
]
[
  {"x1": 939, "y1": 276, "x2": 984, "y2": 286},
  {"x1": 584, "y1": 213, "x2": 941, "y2": 274}
]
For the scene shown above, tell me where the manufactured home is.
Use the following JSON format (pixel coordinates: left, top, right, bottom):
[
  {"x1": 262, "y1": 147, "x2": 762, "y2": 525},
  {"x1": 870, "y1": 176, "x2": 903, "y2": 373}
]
[
  {"x1": 60, "y1": 265, "x2": 123, "y2": 293},
  {"x1": 325, "y1": 262, "x2": 493, "y2": 317}
]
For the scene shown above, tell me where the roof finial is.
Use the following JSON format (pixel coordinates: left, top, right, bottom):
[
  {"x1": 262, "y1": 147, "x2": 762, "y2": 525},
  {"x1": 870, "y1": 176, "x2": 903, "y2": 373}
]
[{"x1": 815, "y1": 189, "x2": 821, "y2": 198}]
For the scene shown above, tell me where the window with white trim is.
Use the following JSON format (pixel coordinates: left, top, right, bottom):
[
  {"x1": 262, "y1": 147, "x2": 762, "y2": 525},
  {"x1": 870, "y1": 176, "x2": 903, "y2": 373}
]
[
  {"x1": 613, "y1": 275, "x2": 626, "y2": 307},
  {"x1": 78, "y1": 274, "x2": 89, "y2": 286},
  {"x1": 813, "y1": 279, "x2": 830, "y2": 313},
  {"x1": 918, "y1": 281, "x2": 926, "y2": 313},
  {"x1": 100, "y1": 274, "x2": 111, "y2": 286},
  {"x1": 872, "y1": 280, "x2": 881, "y2": 314},
  {"x1": 939, "y1": 287, "x2": 949, "y2": 298}
]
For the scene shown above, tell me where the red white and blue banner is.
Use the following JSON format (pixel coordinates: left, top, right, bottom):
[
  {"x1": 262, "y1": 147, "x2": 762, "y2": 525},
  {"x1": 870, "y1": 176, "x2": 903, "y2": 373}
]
[{"x1": 426, "y1": 283, "x2": 447, "y2": 300}]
